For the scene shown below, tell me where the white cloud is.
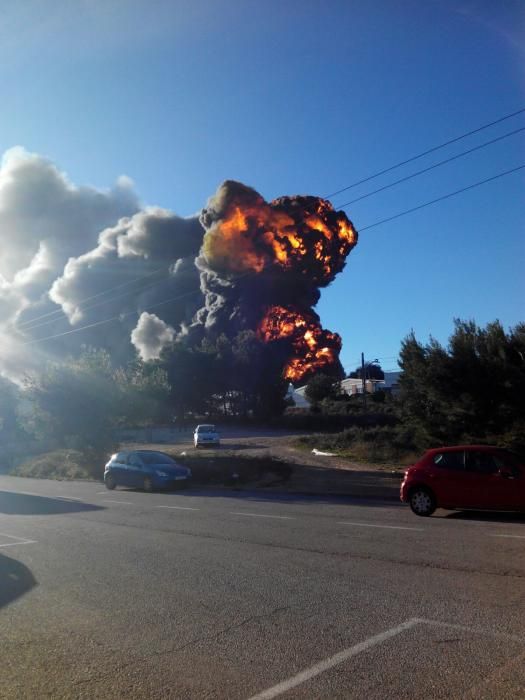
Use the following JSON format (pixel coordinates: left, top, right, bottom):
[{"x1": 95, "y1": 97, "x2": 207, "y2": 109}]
[{"x1": 131, "y1": 312, "x2": 175, "y2": 361}]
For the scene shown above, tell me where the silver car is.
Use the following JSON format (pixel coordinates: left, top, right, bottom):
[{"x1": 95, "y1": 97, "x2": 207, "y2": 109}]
[{"x1": 194, "y1": 424, "x2": 220, "y2": 448}]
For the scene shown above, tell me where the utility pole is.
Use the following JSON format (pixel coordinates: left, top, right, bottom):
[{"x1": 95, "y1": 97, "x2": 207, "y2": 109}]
[{"x1": 361, "y1": 352, "x2": 366, "y2": 409}]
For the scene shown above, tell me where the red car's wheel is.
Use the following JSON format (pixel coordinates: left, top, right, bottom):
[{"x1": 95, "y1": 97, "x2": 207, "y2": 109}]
[{"x1": 409, "y1": 487, "x2": 436, "y2": 517}]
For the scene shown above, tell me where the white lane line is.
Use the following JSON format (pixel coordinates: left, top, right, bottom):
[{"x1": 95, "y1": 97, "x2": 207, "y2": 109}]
[
  {"x1": 101, "y1": 499, "x2": 133, "y2": 505},
  {"x1": 415, "y1": 618, "x2": 525, "y2": 644},
  {"x1": 248, "y1": 618, "x2": 420, "y2": 699},
  {"x1": 96, "y1": 491, "x2": 108, "y2": 494},
  {"x1": 490, "y1": 534, "x2": 525, "y2": 540},
  {"x1": 0, "y1": 532, "x2": 35, "y2": 541},
  {"x1": 0, "y1": 532, "x2": 38, "y2": 548},
  {"x1": 338, "y1": 521, "x2": 424, "y2": 532},
  {"x1": 156, "y1": 505, "x2": 200, "y2": 511},
  {"x1": 0, "y1": 540, "x2": 38, "y2": 548},
  {"x1": 230, "y1": 512, "x2": 295, "y2": 521}
]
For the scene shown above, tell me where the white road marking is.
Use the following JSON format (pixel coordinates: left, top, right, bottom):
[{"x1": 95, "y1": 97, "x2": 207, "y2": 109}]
[
  {"x1": 156, "y1": 505, "x2": 200, "y2": 511},
  {"x1": 248, "y1": 618, "x2": 420, "y2": 699},
  {"x1": 490, "y1": 534, "x2": 525, "y2": 540},
  {"x1": 230, "y1": 512, "x2": 295, "y2": 520},
  {"x1": 96, "y1": 491, "x2": 109, "y2": 494},
  {"x1": 0, "y1": 540, "x2": 37, "y2": 548},
  {"x1": 338, "y1": 521, "x2": 424, "y2": 532},
  {"x1": 101, "y1": 499, "x2": 133, "y2": 505},
  {"x1": 415, "y1": 618, "x2": 525, "y2": 644},
  {"x1": 0, "y1": 532, "x2": 37, "y2": 548}
]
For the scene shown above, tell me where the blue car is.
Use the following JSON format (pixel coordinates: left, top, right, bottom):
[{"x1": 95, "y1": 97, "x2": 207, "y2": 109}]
[{"x1": 104, "y1": 450, "x2": 192, "y2": 492}]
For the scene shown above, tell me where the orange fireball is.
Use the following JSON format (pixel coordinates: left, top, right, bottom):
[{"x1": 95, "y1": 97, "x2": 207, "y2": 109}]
[
  {"x1": 201, "y1": 186, "x2": 357, "y2": 286},
  {"x1": 258, "y1": 305, "x2": 342, "y2": 382}
]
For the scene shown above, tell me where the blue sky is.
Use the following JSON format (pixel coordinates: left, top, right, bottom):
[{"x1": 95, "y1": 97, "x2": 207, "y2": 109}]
[{"x1": 1, "y1": 0, "x2": 523, "y2": 373}]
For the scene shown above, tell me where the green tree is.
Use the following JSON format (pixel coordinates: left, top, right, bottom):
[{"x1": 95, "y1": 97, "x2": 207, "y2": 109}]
[
  {"x1": 0, "y1": 377, "x2": 24, "y2": 468},
  {"x1": 349, "y1": 362, "x2": 384, "y2": 380},
  {"x1": 160, "y1": 331, "x2": 289, "y2": 420},
  {"x1": 398, "y1": 319, "x2": 525, "y2": 445},
  {"x1": 24, "y1": 347, "x2": 172, "y2": 456},
  {"x1": 305, "y1": 373, "x2": 340, "y2": 405}
]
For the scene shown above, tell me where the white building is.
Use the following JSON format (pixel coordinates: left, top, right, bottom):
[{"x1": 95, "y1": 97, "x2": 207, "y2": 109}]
[{"x1": 290, "y1": 370, "x2": 401, "y2": 406}]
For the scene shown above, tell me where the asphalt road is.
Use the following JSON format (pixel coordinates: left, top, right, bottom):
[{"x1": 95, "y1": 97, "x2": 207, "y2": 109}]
[{"x1": 1, "y1": 475, "x2": 524, "y2": 699}]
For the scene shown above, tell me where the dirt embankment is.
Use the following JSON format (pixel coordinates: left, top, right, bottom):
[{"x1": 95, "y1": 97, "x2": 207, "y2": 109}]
[{"x1": 126, "y1": 434, "x2": 403, "y2": 500}]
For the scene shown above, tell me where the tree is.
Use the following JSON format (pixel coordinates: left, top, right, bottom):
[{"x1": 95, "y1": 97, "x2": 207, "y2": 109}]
[
  {"x1": 160, "y1": 331, "x2": 289, "y2": 420},
  {"x1": 305, "y1": 373, "x2": 340, "y2": 405},
  {"x1": 348, "y1": 362, "x2": 384, "y2": 380},
  {"x1": 24, "y1": 348, "x2": 172, "y2": 456},
  {"x1": 0, "y1": 377, "x2": 24, "y2": 468},
  {"x1": 161, "y1": 341, "x2": 218, "y2": 419},
  {"x1": 398, "y1": 319, "x2": 525, "y2": 445},
  {"x1": 0, "y1": 376, "x2": 21, "y2": 438}
]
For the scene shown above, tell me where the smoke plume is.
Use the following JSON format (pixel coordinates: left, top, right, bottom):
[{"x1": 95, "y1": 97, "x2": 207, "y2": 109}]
[
  {"x1": 191, "y1": 180, "x2": 357, "y2": 382},
  {"x1": 1, "y1": 151, "x2": 357, "y2": 385}
]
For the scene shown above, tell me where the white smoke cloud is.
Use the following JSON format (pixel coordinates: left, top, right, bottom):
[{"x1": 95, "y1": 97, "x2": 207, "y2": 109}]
[
  {"x1": 0, "y1": 147, "x2": 140, "y2": 380},
  {"x1": 131, "y1": 312, "x2": 175, "y2": 361},
  {"x1": 0, "y1": 147, "x2": 138, "y2": 287},
  {"x1": 0, "y1": 147, "x2": 207, "y2": 383}
]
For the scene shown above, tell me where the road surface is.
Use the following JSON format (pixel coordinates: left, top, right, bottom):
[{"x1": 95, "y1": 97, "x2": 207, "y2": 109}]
[{"x1": 1, "y1": 475, "x2": 524, "y2": 698}]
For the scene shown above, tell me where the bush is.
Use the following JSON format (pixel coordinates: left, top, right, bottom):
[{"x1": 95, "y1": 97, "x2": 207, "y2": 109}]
[
  {"x1": 10, "y1": 450, "x2": 103, "y2": 480},
  {"x1": 297, "y1": 421, "x2": 428, "y2": 465}
]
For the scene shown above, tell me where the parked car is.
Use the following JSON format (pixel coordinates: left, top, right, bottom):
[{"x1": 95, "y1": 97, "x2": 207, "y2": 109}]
[
  {"x1": 400, "y1": 445, "x2": 524, "y2": 516},
  {"x1": 194, "y1": 424, "x2": 220, "y2": 448},
  {"x1": 104, "y1": 450, "x2": 191, "y2": 491}
]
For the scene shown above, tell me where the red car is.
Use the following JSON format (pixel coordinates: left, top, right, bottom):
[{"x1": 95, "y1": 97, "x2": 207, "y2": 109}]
[{"x1": 400, "y1": 445, "x2": 525, "y2": 516}]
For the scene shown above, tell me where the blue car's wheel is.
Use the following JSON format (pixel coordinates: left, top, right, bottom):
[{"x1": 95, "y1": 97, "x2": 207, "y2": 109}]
[{"x1": 105, "y1": 474, "x2": 116, "y2": 490}]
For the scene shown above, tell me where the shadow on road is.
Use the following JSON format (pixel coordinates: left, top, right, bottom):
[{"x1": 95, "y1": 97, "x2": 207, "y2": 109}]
[
  {"x1": 0, "y1": 491, "x2": 104, "y2": 516},
  {"x1": 0, "y1": 554, "x2": 37, "y2": 609},
  {"x1": 158, "y1": 487, "x2": 403, "y2": 508},
  {"x1": 444, "y1": 510, "x2": 525, "y2": 524}
]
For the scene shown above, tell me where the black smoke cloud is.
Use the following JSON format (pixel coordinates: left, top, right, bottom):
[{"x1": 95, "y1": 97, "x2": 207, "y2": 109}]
[{"x1": 185, "y1": 180, "x2": 357, "y2": 381}]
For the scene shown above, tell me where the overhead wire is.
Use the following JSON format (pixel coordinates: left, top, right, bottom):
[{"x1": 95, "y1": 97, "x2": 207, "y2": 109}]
[
  {"x1": 19, "y1": 285, "x2": 203, "y2": 347},
  {"x1": 22, "y1": 269, "x2": 173, "y2": 333},
  {"x1": 18, "y1": 265, "x2": 170, "y2": 330},
  {"x1": 357, "y1": 163, "x2": 525, "y2": 232},
  {"x1": 336, "y1": 126, "x2": 525, "y2": 209},
  {"x1": 19, "y1": 270, "x2": 252, "y2": 347},
  {"x1": 325, "y1": 106, "x2": 525, "y2": 199}
]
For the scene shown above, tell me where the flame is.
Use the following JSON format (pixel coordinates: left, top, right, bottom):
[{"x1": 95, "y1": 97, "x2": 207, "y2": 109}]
[
  {"x1": 258, "y1": 305, "x2": 341, "y2": 382},
  {"x1": 202, "y1": 193, "x2": 357, "y2": 286}
]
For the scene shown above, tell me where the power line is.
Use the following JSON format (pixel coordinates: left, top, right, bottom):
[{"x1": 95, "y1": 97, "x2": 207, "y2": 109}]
[
  {"x1": 337, "y1": 126, "x2": 525, "y2": 209},
  {"x1": 357, "y1": 163, "x2": 525, "y2": 232},
  {"x1": 22, "y1": 270, "x2": 172, "y2": 333},
  {"x1": 325, "y1": 107, "x2": 525, "y2": 199},
  {"x1": 20, "y1": 285, "x2": 204, "y2": 347},
  {"x1": 18, "y1": 265, "x2": 169, "y2": 330}
]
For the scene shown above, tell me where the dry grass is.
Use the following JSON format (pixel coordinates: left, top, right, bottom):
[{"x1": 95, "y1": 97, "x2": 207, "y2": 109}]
[{"x1": 10, "y1": 449, "x2": 99, "y2": 480}]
